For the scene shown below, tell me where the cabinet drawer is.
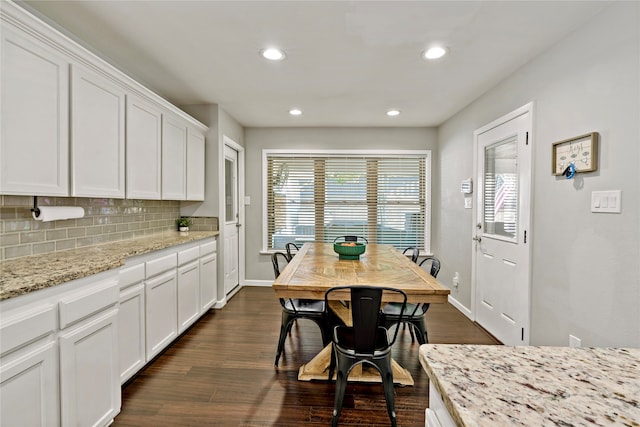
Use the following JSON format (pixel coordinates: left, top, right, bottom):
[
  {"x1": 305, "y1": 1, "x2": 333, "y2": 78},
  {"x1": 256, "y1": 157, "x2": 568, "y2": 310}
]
[
  {"x1": 0, "y1": 305, "x2": 56, "y2": 356},
  {"x1": 146, "y1": 253, "x2": 177, "y2": 278},
  {"x1": 178, "y1": 246, "x2": 199, "y2": 266},
  {"x1": 119, "y1": 263, "x2": 145, "y2": 289},
  {"x1": 200, "y1": 240, "x2": 216, "y2": 256},
  {"x1": 58, "y1": 279, "x2": 119, "y2": 329}
]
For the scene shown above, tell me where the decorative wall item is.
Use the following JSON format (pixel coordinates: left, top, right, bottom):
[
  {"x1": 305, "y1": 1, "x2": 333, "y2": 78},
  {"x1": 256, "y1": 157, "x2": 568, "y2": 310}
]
[{"x1": 552, "y1": 132, "x2": 599, "y2": 176}]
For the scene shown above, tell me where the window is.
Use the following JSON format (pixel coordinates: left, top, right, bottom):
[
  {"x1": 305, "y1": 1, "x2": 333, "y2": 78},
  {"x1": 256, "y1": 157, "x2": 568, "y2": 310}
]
[{"x1": 263, "y1": 150, "x2": 431, "y2": 253}]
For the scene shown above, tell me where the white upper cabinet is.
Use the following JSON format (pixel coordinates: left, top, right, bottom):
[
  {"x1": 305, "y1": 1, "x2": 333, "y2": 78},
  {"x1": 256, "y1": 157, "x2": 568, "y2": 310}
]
[
  {"x1": 161, "y1": 115, "x2": 187, "y2": 200},
  {"x1": 126, "y1": 96, "x2": 162, "y2": 199},
  {"x1": 186, "y1": 128, "x2": 206, "y2": 201},
  {"x1": 71, "y1": 65, "x2": 126, "y2": 198},
  {"x1": 0, "y1": 26, "x2": 69, "y2": 196}
]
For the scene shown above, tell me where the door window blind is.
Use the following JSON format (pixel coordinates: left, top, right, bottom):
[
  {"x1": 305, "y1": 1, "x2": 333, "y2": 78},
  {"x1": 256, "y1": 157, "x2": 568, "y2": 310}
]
[{"x1": 265, "y1": 151, "x2": 429, "y2": 251}]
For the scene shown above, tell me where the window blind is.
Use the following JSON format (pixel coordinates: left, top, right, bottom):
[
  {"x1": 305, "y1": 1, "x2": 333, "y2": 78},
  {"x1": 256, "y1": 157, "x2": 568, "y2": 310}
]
[{"x1": 265, "y1": 152, "x2": 429, "y2": 251}]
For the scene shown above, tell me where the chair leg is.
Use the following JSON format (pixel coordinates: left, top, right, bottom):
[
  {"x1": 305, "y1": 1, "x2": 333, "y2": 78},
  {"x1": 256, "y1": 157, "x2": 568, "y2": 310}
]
[
  {"x1": 408, "y1": 322, "x2": 416, "y2": 342},
  {"x1": 328, "y1": 343, "x2": 336, "y2": 381},
  {"x1": 411, "y1": 318, "x2": 428, "y2": 345},
  {"x1": 374, "y1": 356, "x2": 397, "y2": 427},
  {"x1": 332, "y1": 353, "x2": 355, "y2": 427},
  {"x1": 274, "y1": 311, "x2": 295, "y2": 367}
]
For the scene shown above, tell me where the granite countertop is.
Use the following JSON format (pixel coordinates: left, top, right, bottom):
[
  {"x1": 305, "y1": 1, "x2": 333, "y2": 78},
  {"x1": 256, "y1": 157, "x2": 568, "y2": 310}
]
[
  {"x1": 419, "y1": 344, "x2": 640, "y2": 427},
  {"x1": 0, "y1": 230, "x2": 219, "y2": 301}
]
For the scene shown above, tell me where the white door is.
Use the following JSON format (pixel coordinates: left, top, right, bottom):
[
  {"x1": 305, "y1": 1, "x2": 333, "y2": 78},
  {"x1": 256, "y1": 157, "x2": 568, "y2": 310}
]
[
  {"x1": 473, "y1": 104, "x2": 533, "y2": 346},
  {"x1": 224, "y1": 144, "x2": 240, "y2": 295}
]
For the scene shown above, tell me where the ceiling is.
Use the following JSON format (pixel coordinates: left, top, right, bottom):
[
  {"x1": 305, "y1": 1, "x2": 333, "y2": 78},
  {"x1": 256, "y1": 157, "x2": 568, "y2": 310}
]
[{"x1": 23, "y1": 1, "x2": 610, "y2": 128}]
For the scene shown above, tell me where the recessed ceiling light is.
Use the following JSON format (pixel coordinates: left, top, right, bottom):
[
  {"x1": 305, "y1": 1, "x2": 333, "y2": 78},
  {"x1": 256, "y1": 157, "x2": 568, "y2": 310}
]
[
  {"x1": 423, "y1": 46, "x2": 447, "y2": 60},
  {"x1": 289, "y1": 109, "x2": 302, "y2": 116},
  {"x1": 261, "y1": 48, "x2": 286, "y2": 61},
  {"x1": 386, "y1": 109, "x2": 400, "y2": 117}
]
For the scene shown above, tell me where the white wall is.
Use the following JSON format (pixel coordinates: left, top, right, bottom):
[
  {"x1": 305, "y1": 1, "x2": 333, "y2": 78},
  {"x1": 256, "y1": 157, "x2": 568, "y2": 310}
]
[
  {"x1": 437, "y1": 2, "x2": 640, "y2": 347},
  {"x1": 244, "y1": 127, "x2": 438, "y2": 281}
]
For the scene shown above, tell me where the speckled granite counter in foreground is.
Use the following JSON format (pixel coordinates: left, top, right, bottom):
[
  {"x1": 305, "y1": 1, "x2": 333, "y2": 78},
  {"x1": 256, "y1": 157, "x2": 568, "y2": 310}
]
[
  {"x1": 0, "y1": 230, "x2": 218, "y2": 300},
  {"x1": 419, "y1": 344, "x2": 640, "y2": 427}
]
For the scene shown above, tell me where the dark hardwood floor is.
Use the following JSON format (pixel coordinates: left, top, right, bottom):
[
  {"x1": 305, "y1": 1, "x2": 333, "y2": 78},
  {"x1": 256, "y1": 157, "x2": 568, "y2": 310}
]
[{"x1": 113, "y1": 286, "x2": 499, "y2": 427}]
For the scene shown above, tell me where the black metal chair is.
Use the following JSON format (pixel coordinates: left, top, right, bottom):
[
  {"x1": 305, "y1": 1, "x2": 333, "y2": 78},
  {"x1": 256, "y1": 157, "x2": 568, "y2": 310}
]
[
  {"x1": 284, "y1": 242, "x2": 299, "y2": 261},
  {"x1": 333, "y1": 235, "x2": 368, "y2": 244},
  {"x1": 325, "y1": 286, "x2": 406, "y2": 427},
  {"x1": 272, "y1": 252, "x2": 330, "y2": 367},
  {"x1": 402, "y1": 247, "x2": 419, "y2": 263},
  {"x1": 382, "y1": 256, "x2": 441, "y2": 344}
]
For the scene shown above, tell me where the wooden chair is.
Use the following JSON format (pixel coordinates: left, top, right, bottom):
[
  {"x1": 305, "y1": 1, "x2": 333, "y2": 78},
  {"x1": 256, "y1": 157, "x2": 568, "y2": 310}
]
[
  {"x1": 325, "y1": 285, "x2": 406, "y2": 427},
  {"x1": 272, "y1": 252, "x2": 330, "y2": 367},
  {"x1": 382, "y1": 256, "x2": 441, "y2": 344}
]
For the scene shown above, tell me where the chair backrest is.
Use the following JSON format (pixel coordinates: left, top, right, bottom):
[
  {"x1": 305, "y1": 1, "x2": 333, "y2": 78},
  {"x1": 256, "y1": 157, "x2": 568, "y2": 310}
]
[
  {"x1": 271, "y1": 252, "x2": 289, "y2": 278},
  {"x1": 333, "y1": 235, "x2": 369, "y2": 244},
  {"x1": 402, "y1": 247, "x2": 419, "y2": 263},
  {"x1": 325, "y1": 286, "x2": 406, "y2": 353},
  {"x1": 285, "y1": 242, "x2": 299, "y2": 261},
  {"x1": 419, "y1": 256, "x2": 441, "y2": 278}
]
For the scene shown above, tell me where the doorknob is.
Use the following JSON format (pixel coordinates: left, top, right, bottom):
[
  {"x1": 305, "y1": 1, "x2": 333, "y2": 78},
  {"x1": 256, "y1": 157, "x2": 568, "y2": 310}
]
[
  {"x1": 476, "y1": 223, "x2": 482, "y2": 229},
  {"x1": 472, "y1": 236, "x2": 481, "y2": 242},
  {"x1": 236, "y1": 223, "x2": 242, "y2": 228}
]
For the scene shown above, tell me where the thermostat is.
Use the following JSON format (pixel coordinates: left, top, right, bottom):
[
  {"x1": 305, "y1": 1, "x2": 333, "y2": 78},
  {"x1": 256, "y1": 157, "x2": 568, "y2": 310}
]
[{"x1": 460, "y1": 178, "x2": 473, "y2": 194}]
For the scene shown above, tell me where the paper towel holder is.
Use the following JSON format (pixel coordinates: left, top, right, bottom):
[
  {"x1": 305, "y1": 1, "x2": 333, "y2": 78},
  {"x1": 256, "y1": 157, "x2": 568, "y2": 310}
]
[{"x1": 31, "y1": 196, "x2": 41, "y2": 217}]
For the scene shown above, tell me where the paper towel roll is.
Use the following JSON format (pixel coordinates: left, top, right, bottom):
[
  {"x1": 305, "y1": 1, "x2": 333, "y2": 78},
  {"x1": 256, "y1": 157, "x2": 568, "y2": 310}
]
[{"x1": 32, "y1": 206, "x2": 85, "y2": 222}]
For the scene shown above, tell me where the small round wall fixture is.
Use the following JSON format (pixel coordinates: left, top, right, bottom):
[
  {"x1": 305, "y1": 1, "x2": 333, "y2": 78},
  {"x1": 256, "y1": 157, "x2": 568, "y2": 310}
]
[
  {"x1": 261, "y1": 48, "x2": 286, "y2": 61},
  {"x1": 386, "y1": 109, "x2": 400, "y2": 117}
]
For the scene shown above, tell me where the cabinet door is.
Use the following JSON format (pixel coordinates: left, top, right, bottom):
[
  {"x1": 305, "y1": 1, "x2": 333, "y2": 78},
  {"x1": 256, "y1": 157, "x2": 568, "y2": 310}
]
[
  {"x1": 71, "y1": 65, "x2": 125, "y2": 198},
  {"x1": 200, "y1": 253, "x2": 217, "y2": 313},
  {"x1": 0, "y1": 26, "x2": 69, "y2": 196},
  {"x1": 118, "y1": 283, "x2": 146, "y2": 384},
  {"x1": 177, "y1": 261, "x2": 200, "y2": 333},
  {"x1": 145, "y1": 270, "x2": 178, "y2": 360},
  {"x1": 161, "y1": 115, "x2": 187, "y2": 200},
  {"x1": 0, "y1": 340, "x2": 59, "y2": 427},
  {"x1": 126, "y1": 96, "x2": 162, "y2": 199},
  {"x1": 59, "y1": 308, "x2": 120, "y2": 427},
  {"x1": 186, "y1": 129, "x2": 205, "y2": 201}
]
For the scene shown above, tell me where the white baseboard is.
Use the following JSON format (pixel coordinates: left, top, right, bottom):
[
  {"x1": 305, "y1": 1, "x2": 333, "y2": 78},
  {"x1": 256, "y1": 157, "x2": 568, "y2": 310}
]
[
  {"x1": 243, "y1": 280, "x2": 274, "y2": 287},
  {"x1": 447, "y1": 294, "x2": 473, "y2": 320}
]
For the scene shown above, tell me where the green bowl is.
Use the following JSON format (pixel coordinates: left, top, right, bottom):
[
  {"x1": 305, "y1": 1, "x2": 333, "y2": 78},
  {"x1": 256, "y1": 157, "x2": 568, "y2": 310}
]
[{"x1": 333, "y1": 242, "x2": 366, "y2": 260}]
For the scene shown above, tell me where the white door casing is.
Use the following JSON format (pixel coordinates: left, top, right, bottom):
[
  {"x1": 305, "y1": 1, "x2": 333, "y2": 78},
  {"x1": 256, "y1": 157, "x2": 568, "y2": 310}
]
[
  {"x1": 223, "y1": 140, "x2": 243, "y2": 295},
  {"x1": 472, "y1": 103, "x2": 533, "y2": 346}
]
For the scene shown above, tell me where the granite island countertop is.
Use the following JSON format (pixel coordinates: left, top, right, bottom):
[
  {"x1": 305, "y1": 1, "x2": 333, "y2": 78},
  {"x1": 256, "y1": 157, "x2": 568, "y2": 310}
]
[
  {"x1": 0, "y1": 230, "x2": 219, "y2": 301},
  {"x1": 419, "y1": 344, "x2": 639, "y2": 427}
]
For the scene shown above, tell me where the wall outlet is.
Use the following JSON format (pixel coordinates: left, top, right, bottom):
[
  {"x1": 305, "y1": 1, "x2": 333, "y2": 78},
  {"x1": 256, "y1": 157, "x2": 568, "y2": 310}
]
[
  {"x1": 569, "y1": 335, "x2": 581, "y2": 348},
  {"x1": 452, "y1": 272, "x2": 459, "y2": 288}
]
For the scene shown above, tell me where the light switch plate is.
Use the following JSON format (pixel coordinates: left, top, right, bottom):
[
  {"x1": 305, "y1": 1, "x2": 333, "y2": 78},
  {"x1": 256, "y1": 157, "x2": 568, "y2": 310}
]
[
  {"x1": 591, "y1": 190, "x2": 621, "y2": 213},
  {"x1": 464, "y1": 197, "x2": 472, "y2": 209}
]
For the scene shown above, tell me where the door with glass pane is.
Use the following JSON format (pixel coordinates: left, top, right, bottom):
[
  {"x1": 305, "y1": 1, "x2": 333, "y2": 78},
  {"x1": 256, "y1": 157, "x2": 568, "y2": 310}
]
[
  {"x1": 223, "y1": 144, "x2": 239, "y2": 295},
  {"x1": 473, "y1": 105, "x2": 532, "y2": 345}
]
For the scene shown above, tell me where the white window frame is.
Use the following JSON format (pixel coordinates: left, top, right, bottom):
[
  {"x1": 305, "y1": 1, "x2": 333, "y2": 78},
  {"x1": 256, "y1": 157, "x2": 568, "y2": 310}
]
[{"x1": 262, "y1": 149, "x2": 431, "y2": 254}]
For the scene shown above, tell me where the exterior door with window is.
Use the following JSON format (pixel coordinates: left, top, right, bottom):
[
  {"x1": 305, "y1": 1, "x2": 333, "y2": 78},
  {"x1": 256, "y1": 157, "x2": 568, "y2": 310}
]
[
  {"x1": 223, "y1": 144, "x2": 239, "y2": 295},
  {"x1": 473, "y1": 104, "x2": 532, "y2": 346}
]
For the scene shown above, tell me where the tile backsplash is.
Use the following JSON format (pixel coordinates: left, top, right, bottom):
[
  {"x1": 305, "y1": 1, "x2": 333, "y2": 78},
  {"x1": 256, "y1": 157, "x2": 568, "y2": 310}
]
[{"x1": 0, "y1": 196, "x2": 218, "y2": 261}]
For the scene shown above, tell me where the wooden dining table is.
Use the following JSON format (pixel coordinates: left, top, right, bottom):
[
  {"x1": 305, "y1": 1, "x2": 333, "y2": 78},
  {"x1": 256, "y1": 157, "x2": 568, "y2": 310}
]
[{"x1": 272, "y1": 242, "x2": 450, "y2": 385}]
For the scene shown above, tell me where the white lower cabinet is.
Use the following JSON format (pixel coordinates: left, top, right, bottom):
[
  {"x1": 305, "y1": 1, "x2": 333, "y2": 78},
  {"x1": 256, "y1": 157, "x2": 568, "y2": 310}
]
[
  {"x1": 0, "y1": 340, "x2": 58, "y2": 427},
  {"x1": 118, "y1": 263, "x2": 146, "y2": 384},
  {"x1": 0, "y1": 271, "x2": 120, "y2": 427},
  {"x1": 426, "y1": 382, "x2": 456, "y2": 427},
  {"x1": 145, "y1": 269, "x2": 178, "y2": 360},
  {"x1": 199, "y1": 243, "x2": 217, "y2": 313},
  {"x1": 0, "y1": 304, "x2": 59, "y2": 427},
  {"x1": 177, "y1": 261, "x2": 200, "y2": 333},
  {"x1": 59, "y1": 308, "x2": 120, "y2": 427}
]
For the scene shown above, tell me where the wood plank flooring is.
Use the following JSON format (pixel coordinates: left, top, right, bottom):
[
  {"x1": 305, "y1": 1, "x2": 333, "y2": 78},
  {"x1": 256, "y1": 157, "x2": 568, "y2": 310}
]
[{"x1": 113, "y1": 286, "x2": 499, "y2": 427}]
